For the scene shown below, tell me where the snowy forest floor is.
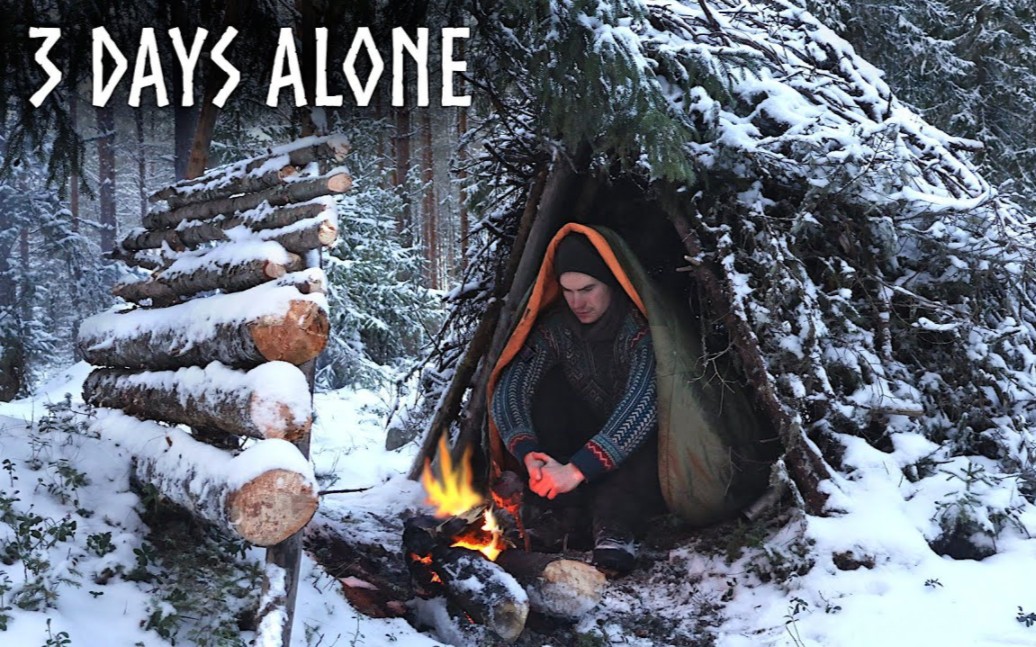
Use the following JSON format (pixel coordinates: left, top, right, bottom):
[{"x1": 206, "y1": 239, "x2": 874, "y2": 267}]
[{"x1": 2, "y1": 364, "x2": 1036, "y2": 646}]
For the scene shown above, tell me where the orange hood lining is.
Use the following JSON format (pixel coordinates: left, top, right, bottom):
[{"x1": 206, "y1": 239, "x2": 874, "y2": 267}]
[{"x1": 486, "y1": 223, "x2": 646, "y2": 476}]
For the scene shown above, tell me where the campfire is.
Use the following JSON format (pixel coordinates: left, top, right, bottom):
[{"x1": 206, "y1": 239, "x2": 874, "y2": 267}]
[{"x1": 404, "y1": 439, "x2": 606, "y2": 642}]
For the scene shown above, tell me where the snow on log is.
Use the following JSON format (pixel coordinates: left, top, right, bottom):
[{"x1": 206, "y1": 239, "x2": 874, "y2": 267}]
[
  {"x1": 82, "y1": 361, "x2": 313, "y2": 442},
  {"x1": 175, "y1": 199, "x2": 334, "y2": 249},
  {"x1": 78, "y1": 283, "x2": 329, "y2": 370},
  {"x1": 112, "y1": 241, "x2": 303, "y2": 306},
  {"x1": 119, "y1": 227, "x2": 186, "y2": 253},
  {"x1": 404, "y1": 516, "x2": 529, "y2": 642},
  {"x1": 149, "y1": 135, "x2": 350, "y2": 205},
  {"x1": 495, "y1": 550, "x2": 605, "y2": 620},
  {"x1": 273, "y1": 268, "x2": 326, "y2": 296},
  {"x1": 253, "y1": 212, "x2": 339, "y2": 254},
  {"x1": 144, "y1": 170, "x2": 352, "y2": 231},
  {"x1": 91, "y1": 410, "x2": 318, "y2": 546}
]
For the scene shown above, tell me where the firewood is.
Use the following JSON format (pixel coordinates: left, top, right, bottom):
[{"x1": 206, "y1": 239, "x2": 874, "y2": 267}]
[
  {"x1": 404, "y1": 516, "x2": 529, "y2": 642},
  {"x1": 495, "y1": 550, "x2": 605, "y2": 620},
  {"x1": 82, "y1": 362, "x2": 313, "y2": 442},
  {"x1": 155, "y1": 164, "x2": 298, "y2": 211},
  {"x1": 118, "y1": 227, "x2": 186, "y2": 253},
  {"x1": 256, "y1": 213, "x2": 339, "y2": 254},
  {"x1": 149, "y1": 136, "x2": 350, "y2": 205},
  {"x1": 175, "y1": 201, "x2": 333, "y2": 249},
  {"x1": 144, "y1": 172, "x2": 352, "y2": 231},
  {"x1": 112, "y1": 246, "x2": 304, "y2": 306},
  {"x1": 93, "y1": 411, "x2": 318, "y2": 546},
  {"x1": 273, "y1": 269, "x2": 326, "y2": 295},
  {"x1": 78, "y1": 286, "x2": 329, "y2": 370}
]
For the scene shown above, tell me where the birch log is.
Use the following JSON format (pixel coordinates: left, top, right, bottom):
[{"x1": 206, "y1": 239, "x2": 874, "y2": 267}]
[
  {"x1": 82, "y1": 362, "x2": 313, "y2": 442},
  {"x1": 78, "y1": 285, "x2": 329, "y2": 370},
  {"x1": 91, "y1": 411, "x2": 318, "y2": 546}
]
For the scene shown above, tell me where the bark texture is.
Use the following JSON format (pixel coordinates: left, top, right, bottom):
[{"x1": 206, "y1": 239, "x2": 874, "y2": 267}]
[
  {"x1": 83, "y1": 367, "x2": 312, "y2": 442},
  {"x1": 79, "y1": 299, "x2": 329, "y2": 370}
]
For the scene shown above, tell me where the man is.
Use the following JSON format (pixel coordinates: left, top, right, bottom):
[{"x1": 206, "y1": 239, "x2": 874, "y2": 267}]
[{"x1": 491, "y1": 232, "x2": 665, "y2": 575}]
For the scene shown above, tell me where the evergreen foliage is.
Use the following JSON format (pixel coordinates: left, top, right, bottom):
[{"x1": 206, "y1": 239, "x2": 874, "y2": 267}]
[
  {"x1": 317, "y1": 121, "x2": 441, "y2": 390},
  {"x1": 805, "y1": 0, "x2": 1036, "y2": 213},
  {"x1": 0, "y1": 144, "x2": 115, "y2": 399}
]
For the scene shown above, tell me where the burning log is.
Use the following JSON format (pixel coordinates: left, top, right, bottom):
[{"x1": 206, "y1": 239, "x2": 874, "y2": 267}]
[
  {"x1": 495, "y1": 551, "x2": 605, "y2": 620},
  {"x1": 403, "y1": 515, "x2": 529, "y2": 643}
]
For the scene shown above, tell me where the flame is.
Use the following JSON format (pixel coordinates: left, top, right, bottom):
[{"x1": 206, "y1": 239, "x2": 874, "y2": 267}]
[
  {"x1": 420, "y1": 437, "x2": 506, "y2": 561},
  {"x1": 451, "y1": 510, "x2": 506, "y2": 561},
  {"x1": 421, "y1": 437, "x2": 483, "y2": 518}
]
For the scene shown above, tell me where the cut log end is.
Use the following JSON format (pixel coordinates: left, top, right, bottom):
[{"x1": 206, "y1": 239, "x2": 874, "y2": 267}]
[
  {"x1": 226, "y1": 469, "x2": 318, "y2": 546},
  {"x1": 317, "y1": 220, "x2": 339, "y2": 247},
  {"x1": 496, "y1": 551, "x2": 606, "y2": 620},
  {"x1": 326, "y1": 173, "x2": 353, "y2": 193},
  {"x1": 248, "y1": 394, "x2": 312, "y2": 442},
  {"x1": 264, "y1": 260, "x2": 289, "y2": 279},
  {"x1": 250, "y1": 299, "x2": 330, "y2": 365}
]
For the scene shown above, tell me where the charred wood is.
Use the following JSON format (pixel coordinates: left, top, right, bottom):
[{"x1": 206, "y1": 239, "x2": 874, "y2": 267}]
[{"x1": 403, "y1": 515, "x2": 529, "y2": 642}]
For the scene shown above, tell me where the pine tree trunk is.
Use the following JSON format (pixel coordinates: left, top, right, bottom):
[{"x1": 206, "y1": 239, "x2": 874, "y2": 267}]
[
  {"x1": 393, "y1": 106, "x2": 412, "y2": 245},
  {"x1": 136, "y1": 109, "x2": 147, "y2": 221},
  {"x1": 422, "y1": 110, "x2": 438, "y2": 288},
  {"x1": 96, "y1": 105, "x2": 117, "y2": 253},
  {"x1": 185, "y1": 0, "x2": 243, "y2": 179},
  {"x1": 457, "y1": 105, "x2": 469, "y2": 272},
  {"x1": 83, "y1": 365, "x2": 312, "y2": 442},
  {"x1": 69, "y1": 92, "x2": 80, "y2": 232},
  {"x1": 170, "y1": 0, "x2": 194, "y2": 180}
]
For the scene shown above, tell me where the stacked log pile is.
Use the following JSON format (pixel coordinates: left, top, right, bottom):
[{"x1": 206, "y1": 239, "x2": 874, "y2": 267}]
[{"x1": 78, "y1": 135, "x2": 350, "y2": 548}]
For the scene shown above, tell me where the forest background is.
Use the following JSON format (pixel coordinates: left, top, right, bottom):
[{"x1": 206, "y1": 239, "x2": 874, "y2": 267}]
[{"x1": 1, "y1": 0, "x2": 1034, "y2": 403}]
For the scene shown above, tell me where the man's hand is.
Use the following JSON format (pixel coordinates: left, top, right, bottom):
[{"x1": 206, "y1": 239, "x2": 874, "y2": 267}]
[
  {"x1": 524, "y1": 451, "x2": 551, "y2": 483},
  {"x1": 526, "y1": 453, "x2": 585, "y2": 499}
]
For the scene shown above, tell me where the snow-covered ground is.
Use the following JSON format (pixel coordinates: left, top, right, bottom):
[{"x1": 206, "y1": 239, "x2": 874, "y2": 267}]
[{"x1": 1, "y1": 364, "x2": 1035, "y2": 646}]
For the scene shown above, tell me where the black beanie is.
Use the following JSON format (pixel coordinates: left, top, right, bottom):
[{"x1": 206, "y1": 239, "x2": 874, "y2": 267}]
[{"x1": 554, "y1": 234, "x2": 615, "y2": 285}]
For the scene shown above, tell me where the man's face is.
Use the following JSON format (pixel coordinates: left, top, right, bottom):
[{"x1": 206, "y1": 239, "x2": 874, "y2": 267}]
[{"x1": 560, "y1": 272, "x2": 613, "y2": 324}]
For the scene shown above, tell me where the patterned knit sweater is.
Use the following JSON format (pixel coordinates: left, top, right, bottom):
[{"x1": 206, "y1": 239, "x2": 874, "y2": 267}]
[{"x1": 491, "y1": 301, "x2": 658, "y2": 481}]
